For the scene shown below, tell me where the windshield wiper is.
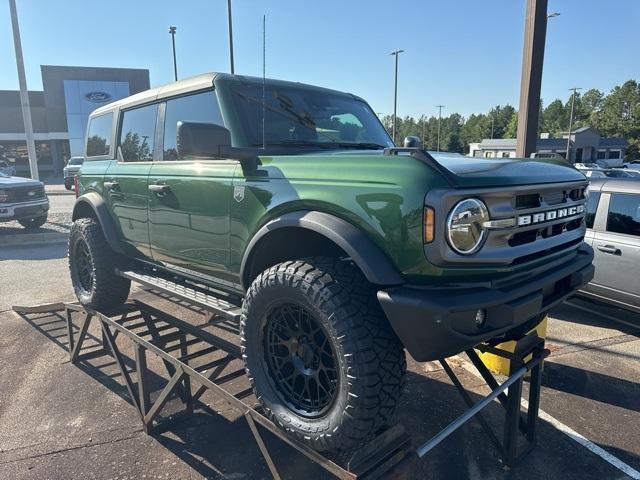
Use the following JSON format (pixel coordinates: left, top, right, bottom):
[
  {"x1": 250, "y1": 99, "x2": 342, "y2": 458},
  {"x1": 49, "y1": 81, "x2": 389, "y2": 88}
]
[
  {"x1": 251, "y1": 141, "x2": 387, "y2": 150},
  {"x1": 252, "y1": 140, "x2": 336, "y2": 149},
  {"x1": 334, "y1": 142, "x2": 387, "y2": 150}
]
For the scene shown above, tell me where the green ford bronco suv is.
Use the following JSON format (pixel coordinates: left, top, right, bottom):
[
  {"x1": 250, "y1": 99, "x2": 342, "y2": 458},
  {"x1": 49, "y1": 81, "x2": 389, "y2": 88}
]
[{"x1": 69, "y1": 73, "x2": 594, "y2": 452}]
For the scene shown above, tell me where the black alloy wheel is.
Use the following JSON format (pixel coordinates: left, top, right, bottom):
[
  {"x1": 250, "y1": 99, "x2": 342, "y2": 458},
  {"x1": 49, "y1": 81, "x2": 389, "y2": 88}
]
[{"x1": 261, "y1": 302, "x2": 339, "y2": 417}]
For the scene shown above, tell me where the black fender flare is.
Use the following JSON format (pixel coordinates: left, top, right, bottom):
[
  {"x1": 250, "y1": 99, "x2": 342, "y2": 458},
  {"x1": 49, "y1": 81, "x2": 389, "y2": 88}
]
[
  {"x1": 72, "y1": 192, "x2": 124, "y2": 254},
  {"x1": 240, "y1": 210, "x2": 405, "y2": 289}
]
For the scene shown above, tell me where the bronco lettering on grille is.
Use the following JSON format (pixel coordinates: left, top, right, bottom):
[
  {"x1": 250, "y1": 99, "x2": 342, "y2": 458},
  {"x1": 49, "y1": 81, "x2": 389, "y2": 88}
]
[{"x1": 517, "y1": 205, "x2": 585, "y2": 226}]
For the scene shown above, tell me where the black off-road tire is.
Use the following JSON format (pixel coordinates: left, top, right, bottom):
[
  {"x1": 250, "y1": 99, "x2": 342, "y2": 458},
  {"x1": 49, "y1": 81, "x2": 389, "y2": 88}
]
[
  {"x1": 240, "y1": 257, "x2": 406, "y2": 453},
  {"x1": 68, "y1": 218, "x2": 130, "y2": 311},
  {"x1": 18, "y1": 215, "x2": 47, "y2": 229}
]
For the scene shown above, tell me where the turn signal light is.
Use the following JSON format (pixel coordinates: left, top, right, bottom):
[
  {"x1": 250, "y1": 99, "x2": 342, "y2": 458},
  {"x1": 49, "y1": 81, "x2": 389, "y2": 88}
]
[{"x1": 424, "y1": 207, "x2": 435, "y2": 243}]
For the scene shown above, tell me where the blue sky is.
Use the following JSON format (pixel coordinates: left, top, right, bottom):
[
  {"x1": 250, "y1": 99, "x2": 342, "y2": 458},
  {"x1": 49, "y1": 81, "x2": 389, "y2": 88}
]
[{"x1": 0, "y1": 0, "x2": 638, "y2": 118}]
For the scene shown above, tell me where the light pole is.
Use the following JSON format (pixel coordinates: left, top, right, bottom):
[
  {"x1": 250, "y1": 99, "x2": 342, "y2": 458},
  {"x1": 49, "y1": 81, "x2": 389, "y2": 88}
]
[
  {"x1": 390, "y1": 50, "x2": 404, "y2": 144},
  {"x1": 227, "y1": 0, "x2": 235, "y2": 74},
  {"x1": 565, "y1": 87, "x2": 582, "y2": 161},
  {"x1": 9, "y1": 0, "x2": 38, "y2": 180},
  {"x1": 515, "y1": 0, "x2": 549, "y2": 158},
  {"x1": 169, "y1": 26, "x2": 178, "y2": 81},
  {"x1": 436, "y1": 105, "x2": 445, "y2": 151}
]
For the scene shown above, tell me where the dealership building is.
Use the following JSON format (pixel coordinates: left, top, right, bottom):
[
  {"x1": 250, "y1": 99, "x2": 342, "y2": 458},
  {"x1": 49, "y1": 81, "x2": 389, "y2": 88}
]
[{"x1": 0, "y1": 65, "x2": 149, "y2": 178}]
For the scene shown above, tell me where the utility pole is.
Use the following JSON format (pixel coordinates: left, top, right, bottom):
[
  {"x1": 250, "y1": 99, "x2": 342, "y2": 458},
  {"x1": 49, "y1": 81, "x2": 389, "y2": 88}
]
[
  {"x1": 436, "y1": 105, "x2": 445, "y2": 151},
  {"x1": 169, "y1": 26, "x2": 178, "y2": 81},
  {"x1": 227, "y1": 0, "x2": 235, "y2": 74},
  {"x1": 515, "y1": 0, "x2": 548, "y2": 158},
  {"x1": 565, "y1": 87, "x2": 582, "y2": 162},
  {"x1": 9, "y1": 0, "x2": 38, "y2": 180},
  {"x1": 390, "y1": 50, "x2": 404, "y2": 144}
]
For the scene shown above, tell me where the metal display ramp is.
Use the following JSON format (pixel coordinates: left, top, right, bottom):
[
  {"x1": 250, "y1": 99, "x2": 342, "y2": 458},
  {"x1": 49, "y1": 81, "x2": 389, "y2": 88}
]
[{"x1": 14, "y1": 273, "x2": 549, "y2": 479}]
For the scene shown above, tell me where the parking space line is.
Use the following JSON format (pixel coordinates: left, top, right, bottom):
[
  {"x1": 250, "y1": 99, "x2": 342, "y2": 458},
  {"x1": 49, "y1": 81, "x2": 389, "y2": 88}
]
[
  {"x1": 529, "y1": 400, "x2": 640, "y2": 480},
  {"x1": 565, "y1": 301, "x2": 640, "y2": 332},
  {"x1": 457, "y1": 358, "x2": 640, "y2": 479}
]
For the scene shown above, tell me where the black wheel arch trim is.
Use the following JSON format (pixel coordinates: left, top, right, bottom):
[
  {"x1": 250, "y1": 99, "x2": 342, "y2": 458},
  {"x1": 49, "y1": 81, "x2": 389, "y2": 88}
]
[
  {"x1": 240, "y1": 210, "x2": 405, "y2": 289},
  {"x1": 72, "y1": 192, "x2": 124, "y2": 254}
]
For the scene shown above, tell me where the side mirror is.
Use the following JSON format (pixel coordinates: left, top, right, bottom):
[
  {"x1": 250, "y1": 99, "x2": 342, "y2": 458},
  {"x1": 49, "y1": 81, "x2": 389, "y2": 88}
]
[
  {"x1": 403, "y1": 136, "x2": 423, "y2": 149},
  {"x1": 177, "y1": 121, "x2": 232, "y2": 158}
]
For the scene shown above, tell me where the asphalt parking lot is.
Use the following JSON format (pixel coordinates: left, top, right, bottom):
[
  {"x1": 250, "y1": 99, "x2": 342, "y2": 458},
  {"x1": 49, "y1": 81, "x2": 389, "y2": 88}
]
[{"x1": 0, "y1": 242, "x2": 639, "y2": 480}]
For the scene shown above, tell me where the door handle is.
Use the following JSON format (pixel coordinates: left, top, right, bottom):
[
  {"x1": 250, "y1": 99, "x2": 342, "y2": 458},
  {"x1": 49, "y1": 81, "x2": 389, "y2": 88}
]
[
  {"x1": 597, "y1": 244, "x2": 621, "y2": 255},
  {"x1": 103, "y1": 181, "x2": 119, "y2": 190},
  {"x1": 148, "y1": 184, "x2": 171, "y2": 194}
]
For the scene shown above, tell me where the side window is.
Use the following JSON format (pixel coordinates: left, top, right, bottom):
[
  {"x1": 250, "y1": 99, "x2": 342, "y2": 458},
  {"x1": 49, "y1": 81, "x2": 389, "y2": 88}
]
[
  {"x1": 606, "y1": 193, "x2": 640, "y2": 237},
  {"x1": 119, "y1": 104, "x2": 158, "y2": 162},
  {"x1": 585, "y1": 192, "x2": 600, "y2": 229},
  {"x1": 163, "y1": 91, "x2": 224, "y2": 160},
  {"x1": 86, "y1": 113, "x2": 113, "y2": 157}
]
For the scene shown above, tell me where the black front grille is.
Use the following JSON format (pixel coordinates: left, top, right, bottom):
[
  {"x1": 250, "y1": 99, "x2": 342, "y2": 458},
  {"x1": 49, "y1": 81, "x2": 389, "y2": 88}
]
[
  {"x1": 509, "y1": 217, "x2": 584, "y2": 247},
  {"x1": 511, "y1": 237, "x2": 584, "y2": 266},
  {"x1": 515, "y1": 186, "x2": 586, "y2": 210},
  {"x1": 6, "y1": 186, "x2": 46, "y2": 202}
]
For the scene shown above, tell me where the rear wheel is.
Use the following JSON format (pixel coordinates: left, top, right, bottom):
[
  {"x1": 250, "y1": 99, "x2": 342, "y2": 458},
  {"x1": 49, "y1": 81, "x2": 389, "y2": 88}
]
[
  {"x1": 18, "y1": 215, "x2": 47, "y2": 229},
  {"x1": 240, "y1": 257, "x2": 406, "y2": 453},
  {"x1": 68, "y1": 218, "x2": 130, "y2": 310}
]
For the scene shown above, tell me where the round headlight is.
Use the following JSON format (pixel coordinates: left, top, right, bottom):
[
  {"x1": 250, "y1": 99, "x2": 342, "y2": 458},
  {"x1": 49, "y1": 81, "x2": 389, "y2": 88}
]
[{"x1": 447, "y1": 198, "x2": 489, "y2": 254}]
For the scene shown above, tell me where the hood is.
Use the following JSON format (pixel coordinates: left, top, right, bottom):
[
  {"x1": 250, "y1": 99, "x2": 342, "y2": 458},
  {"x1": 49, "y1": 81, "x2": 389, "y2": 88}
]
[
  {"x1": 427, "y1": 152, "x2": 586, "y2": 187},
  {"x1": 0, "y1": 175, "x2": 44, "y2": 189},
  {"x1": 294, "y1": 149, "x2": 586, "y2": 187}
]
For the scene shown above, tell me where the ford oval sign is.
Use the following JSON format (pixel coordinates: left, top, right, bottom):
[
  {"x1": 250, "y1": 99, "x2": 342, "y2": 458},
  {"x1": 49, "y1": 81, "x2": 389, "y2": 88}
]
[{"x1": 85, "y1": 91, "x2": 112, "y2": 103}]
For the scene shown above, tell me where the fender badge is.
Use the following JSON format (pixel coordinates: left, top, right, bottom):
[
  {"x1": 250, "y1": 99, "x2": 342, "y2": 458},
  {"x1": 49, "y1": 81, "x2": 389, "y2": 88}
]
[{"x1": 233, "y1": 185, "x2": 245, "y2": 203}]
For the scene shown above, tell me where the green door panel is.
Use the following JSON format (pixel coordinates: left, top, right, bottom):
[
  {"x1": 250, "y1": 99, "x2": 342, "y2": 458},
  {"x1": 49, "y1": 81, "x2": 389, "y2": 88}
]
[
  {"x1": 103, "y1": 161, "x2": 152, "y2": 258},
  {"x1": 148, "y1": 160, "x2": 238, "y2": 282}
]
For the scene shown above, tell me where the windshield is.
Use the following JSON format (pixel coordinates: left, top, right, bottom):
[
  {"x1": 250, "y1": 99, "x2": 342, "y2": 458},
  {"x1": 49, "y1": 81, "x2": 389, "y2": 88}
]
[
  {"x1": 0, "y1": 172, "x2": 8, "y2": 178},
  {"x1": 230, "y1": 83, "x2": 393, "y2": 150},
  {"x1": 68, "y1": 157, "x2": 84, "y2": 165}
]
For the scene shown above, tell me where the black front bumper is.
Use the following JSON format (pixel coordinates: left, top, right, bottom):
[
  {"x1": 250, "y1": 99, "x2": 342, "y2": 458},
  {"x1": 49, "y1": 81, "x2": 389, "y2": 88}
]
[{"x1": 377, "y1": 244, "x2": 594, "y2": 362}]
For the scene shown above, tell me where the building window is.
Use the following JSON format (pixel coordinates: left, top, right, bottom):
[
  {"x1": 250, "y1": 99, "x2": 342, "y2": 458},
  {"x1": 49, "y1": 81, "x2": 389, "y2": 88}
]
[
  {"x1": 0, "y1": 141, "x2": 53, "y2": 176},
  {"x1": 501, "y1": 152, "x2": 511, "y2": 158},
  {"x1": 86, "y1": 113, "x2": 113, "y2": 157},
  {"x1": 585, "y1": 192, "x2": 600, "y2": 229},
  {"x1": 608, "y1": 150, "x2": 621, "y2": 159},
  {"x1": 163, "y1": 91, "x2": 224, "y2": 160},
  {"x1": 119, "y1": 105, "x2": 158, "y2": 162},
  {"x1": 607, "y1": 193, "x2": 640, "y2": 237},
  {"x1": 597, "y1": 150, "x2": 607, "y2": 160},
  {"x1": 473, "y1": 150, "x2": 483, "y2": 157},
  {"x1": 484, "y1": 151, "x2": 494, "y2": 158}
]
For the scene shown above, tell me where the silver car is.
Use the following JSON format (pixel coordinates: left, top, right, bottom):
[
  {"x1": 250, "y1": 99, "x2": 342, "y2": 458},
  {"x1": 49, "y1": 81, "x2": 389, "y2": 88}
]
[
  {"x1": 63, "y1": 156, "x2": 84, "y2": 190},
  {"x1": 580, "y1": 178, "x2": 640, "y2": 313}
]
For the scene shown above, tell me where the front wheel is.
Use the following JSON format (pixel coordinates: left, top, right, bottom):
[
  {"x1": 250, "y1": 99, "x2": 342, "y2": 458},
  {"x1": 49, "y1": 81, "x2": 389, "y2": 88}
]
[
  {"x1": 240, "y1": 258, "x2": 406, "y2": 453},
  {"x1": 18, "y1": 215, "x2": 47, "y2": 229},
  {"x1": 68, "y1": 218, "x2": 130, "y2": 310}
]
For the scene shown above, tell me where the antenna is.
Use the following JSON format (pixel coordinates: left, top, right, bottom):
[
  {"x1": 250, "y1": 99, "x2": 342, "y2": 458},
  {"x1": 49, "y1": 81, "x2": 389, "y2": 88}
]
[{"x1": 262, "y1": 14, "x2": 266, "y2": 149}]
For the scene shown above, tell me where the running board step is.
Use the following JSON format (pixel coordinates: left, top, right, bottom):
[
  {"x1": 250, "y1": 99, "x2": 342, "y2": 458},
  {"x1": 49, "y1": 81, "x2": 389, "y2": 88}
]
[{"x1": 117, "y1": 270, "x2": 242, "y2": 321}]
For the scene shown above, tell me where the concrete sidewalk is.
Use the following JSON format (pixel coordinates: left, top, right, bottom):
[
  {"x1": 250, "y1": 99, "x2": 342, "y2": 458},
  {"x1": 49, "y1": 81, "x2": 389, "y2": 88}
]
[{"x1": 45, "y1": 183, "x2": 74, "y2": 196}]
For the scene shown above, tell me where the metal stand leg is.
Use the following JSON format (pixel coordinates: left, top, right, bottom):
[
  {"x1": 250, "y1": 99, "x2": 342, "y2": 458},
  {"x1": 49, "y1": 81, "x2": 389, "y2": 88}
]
[
  {"x1": 245, "y1": 412, "x2": 283, "y2": 480},
  {"x1": 416, "y1": 332, "x2": 549, "y2": 468}
]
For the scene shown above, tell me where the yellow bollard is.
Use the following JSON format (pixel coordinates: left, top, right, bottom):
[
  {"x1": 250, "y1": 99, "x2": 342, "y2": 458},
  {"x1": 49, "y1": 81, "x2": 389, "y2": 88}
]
[{"x1": 477, "y1": 316, "x2": 547, "y2": 376}]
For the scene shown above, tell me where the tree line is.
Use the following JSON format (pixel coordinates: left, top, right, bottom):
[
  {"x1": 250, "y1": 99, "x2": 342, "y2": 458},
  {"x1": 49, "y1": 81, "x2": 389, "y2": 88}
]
[{"x1": 381, "y1": 79, "x2": 639, "y2": 159}]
